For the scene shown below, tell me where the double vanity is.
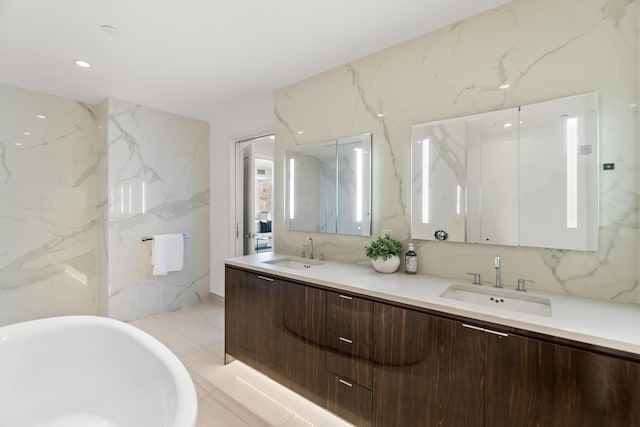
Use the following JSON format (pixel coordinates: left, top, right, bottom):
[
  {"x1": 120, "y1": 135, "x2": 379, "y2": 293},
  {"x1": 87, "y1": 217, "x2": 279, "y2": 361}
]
[{"x1": 225, "y1": 252, "x2": 640, "y2": 426}]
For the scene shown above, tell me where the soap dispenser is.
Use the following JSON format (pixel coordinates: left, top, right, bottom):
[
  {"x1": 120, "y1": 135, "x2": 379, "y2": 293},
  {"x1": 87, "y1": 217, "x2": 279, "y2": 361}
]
[{"x1": 405, "y1": 243, "x2": 418, "y2": 274}]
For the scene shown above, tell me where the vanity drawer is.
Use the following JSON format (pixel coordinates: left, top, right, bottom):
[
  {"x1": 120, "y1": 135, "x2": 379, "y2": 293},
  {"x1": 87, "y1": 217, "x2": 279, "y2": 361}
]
[
  {"x1": 326, "y1": 332, "x2": 372, "y2": 390},
  {"x1": 327, "y1": 292, "x2": 373, "y2": 344},
  {"x1": 326, "y1": 373, "x2": 372, "y2": 427}
]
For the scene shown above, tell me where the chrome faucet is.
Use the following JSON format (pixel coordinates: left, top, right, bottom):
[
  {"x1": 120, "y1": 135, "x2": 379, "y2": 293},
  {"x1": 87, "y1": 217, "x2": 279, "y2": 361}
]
[
  {"x1": 303, "y1": 237, "x2": 314, "y2": 259},
  {"x1": 494, "y1": 255, "x2": 502, "y2": 288}
]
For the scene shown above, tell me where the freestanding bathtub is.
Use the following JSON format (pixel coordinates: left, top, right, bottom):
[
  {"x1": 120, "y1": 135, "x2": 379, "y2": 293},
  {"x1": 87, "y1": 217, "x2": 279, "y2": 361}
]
[{"x1": 0, "y1": 315, "x2": 197, "y2": 427}]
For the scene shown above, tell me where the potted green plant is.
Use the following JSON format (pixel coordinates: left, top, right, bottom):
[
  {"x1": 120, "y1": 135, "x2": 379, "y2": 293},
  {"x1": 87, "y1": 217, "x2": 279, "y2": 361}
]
[{"x1": 365, "y1": 235, "x2": 403, "y2": 273}]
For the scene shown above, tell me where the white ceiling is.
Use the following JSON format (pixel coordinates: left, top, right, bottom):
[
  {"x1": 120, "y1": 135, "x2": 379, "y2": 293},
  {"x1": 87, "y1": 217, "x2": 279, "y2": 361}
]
[{"x1": 0, "y1": 0, "x2": 510, "y2": 121}]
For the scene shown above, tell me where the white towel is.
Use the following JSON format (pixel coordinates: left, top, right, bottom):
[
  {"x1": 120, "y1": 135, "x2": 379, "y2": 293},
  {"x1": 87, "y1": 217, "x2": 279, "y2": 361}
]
[{"x1": 152, "y1": 234, "x2": 184, "y2": 276}]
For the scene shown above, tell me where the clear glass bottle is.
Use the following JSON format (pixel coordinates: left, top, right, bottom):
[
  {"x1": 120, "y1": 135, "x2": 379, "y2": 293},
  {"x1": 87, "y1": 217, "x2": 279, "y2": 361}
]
[{"x1": 405, "y1": 243, "x2": 417, "y2": 274}]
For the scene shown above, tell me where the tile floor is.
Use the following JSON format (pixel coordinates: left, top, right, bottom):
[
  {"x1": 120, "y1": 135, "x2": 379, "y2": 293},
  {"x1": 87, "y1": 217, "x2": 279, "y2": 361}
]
[{"x1": 131, "y1": 295, "x2": 352, "y2": 427}]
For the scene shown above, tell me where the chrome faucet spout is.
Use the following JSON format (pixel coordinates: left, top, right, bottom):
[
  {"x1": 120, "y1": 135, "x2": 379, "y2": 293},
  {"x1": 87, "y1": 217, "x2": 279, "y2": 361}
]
[
  {"x1": 494, "y1": 254, "x2": 502, "y2": 288},
  {"x1": 303, "y1": 237, "x2": 314, "y2": 259}
]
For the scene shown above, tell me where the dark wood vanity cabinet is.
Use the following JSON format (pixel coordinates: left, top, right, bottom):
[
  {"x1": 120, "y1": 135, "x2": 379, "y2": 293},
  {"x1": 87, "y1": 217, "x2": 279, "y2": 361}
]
[
  {"x1": 485, "y1": 332, "x2": 640, "y2": 427},
  {"x1": 373, "y1": 302, "x2": 640, "y2": 427},
  {"x1": 225, "y1": 267, "x2": 284, "y2": 379},
  {"x1": 325, "y1": 292, "x2": 374, "y2": 426},
  {"x1": 225, "y1": 266, "x2": 326, "y2": 405},
  {"x1": 281, "y1": 281, "x2": 327, "y2": 405},
  {"x1": 372, "y1": 303, "x2": 485, "y2": 427},
  {"x1": 226, "y1": 265, "x2": 640, "y2": 427}
]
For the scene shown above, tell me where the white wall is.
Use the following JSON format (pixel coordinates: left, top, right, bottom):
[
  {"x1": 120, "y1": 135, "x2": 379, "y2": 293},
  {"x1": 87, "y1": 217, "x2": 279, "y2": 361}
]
[
  {"x1": 99, "y1": 98, "x2": 210, "y2": 321},
  {"x1": 209, "y1": 95, "x2": 274, "y2": 297},
  {"x1": 0, "y1": 84, "x2": 98, "y2": 326},
  {"x1": 274, "y1": 0, "x2": 639, "y2": 303}
]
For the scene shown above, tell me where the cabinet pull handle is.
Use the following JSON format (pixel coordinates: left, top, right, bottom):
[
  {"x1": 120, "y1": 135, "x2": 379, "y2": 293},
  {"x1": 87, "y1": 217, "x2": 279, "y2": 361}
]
[
  {"x1": 463, "y1": 323, "x2": 509, "y2": 338},
  {"x1": 484, "y1": 328, "x2": 509, "y2": 338},
  {"x1": 339, "y1": 337, "x2": 353, "y2": 344},
  {"x1": 338, "y1": 379, "x2": 353, "y2": 387},
  {"x1": 257, "y1": 276, "x2": 274, "y2": 282},
  {"x1": 338, "y1": 294, "x2": 353, "y2": 300},
  {"x1": 462, "y1": 323, "x2": 485, "y2": 332}
]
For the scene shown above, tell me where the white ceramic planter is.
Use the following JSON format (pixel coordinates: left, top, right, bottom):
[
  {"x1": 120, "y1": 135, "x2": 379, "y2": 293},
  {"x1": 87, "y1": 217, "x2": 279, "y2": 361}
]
[{"x1": 371, "y1": 255, "x2": 400, "y2": 273}]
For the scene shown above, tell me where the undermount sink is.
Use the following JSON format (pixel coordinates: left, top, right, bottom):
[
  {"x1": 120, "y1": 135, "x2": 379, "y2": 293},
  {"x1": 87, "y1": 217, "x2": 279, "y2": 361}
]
[
  {"x1": 440, "y1": 284, "x2": 552, "y2": 317},
  {"x1": 262, "y1": 257, "x2": 324, "y2": 270}
]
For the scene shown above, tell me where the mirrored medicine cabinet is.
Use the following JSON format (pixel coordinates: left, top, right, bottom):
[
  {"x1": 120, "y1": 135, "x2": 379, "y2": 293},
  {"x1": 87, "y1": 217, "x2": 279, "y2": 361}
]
[
  {"x1": 411, "y1": 92, "x2": 599, "y2": 251},
  {"x1": 286, "y1": 133, "x2": 372, "y2": 236}
]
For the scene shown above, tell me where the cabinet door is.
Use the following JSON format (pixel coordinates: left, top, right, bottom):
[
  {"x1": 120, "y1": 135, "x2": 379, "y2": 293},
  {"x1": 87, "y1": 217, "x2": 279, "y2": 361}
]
[
  {"x1": 225, "y1": 267, "x2": 285, "y2": 379},
  {"x1": 282, "y1": 281, "x2": 327, "y2": 406},
  {"x1": 326, "y1": 332, "x2": 373, "y2": 389},
  {"x1": 372, "y1": 303, "x2": 485, "y2": 427},
  {"x1": 486, "y1": 333, "x2": 640, "y2": 427},
  {"x1": 327, "y1": 373, "x2": 373, "y2": 427},
  {"x1": 327, "y1": 292, "x2": 373, "y2": 344}
]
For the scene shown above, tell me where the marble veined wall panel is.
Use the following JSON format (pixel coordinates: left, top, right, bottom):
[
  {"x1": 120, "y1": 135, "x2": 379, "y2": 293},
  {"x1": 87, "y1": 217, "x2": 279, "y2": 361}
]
[
  {"x1": 0, "y1": 84, "x2": 98, "y2": 326},
  {"x1": 104, "y1": 99, "x2": 210, "y2": 321},
  {"x1": 274, "y1": 0, "x2": 639, "y2": 303}
]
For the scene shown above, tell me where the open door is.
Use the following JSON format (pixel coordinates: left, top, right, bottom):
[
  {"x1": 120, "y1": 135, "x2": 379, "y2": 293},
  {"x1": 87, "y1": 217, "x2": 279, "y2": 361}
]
[
  {"x1": 235, "y1": 135, "x2": 274, "y2": 256},
  {"x1": 243, "y1": 142, "x2": 256, "y2": 254}
]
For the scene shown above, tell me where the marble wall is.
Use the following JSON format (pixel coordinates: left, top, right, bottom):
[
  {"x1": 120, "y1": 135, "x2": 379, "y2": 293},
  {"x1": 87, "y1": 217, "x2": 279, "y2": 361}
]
[
  {"x1": 274, "y1": 0, "x2": 639, "y2": 303},
  {"x1": 0, "y1": 84, "x2": 98, "y2": 326},
  {"x1": 98, "y1": 98, "x2": 210, "y2": 321}
]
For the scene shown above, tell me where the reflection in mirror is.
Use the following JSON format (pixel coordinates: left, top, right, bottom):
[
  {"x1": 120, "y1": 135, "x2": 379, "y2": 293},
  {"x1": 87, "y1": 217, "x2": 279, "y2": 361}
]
[
  {"x1": 411, "y1": 119, "x2": 466, "y2": 242},
  {"x1": 411, "y1": 92, "x2": 599, "y2": 251},
  {"x1": 286, "y1": 141, "x2": 337, "y2": 233},
  {"x1": 286, "y1": 133, "x2": 371, "y2": 236},
  {"x1": 466, "y1": 108, "x2": 519, "y2": 246},
  {"x1": 518, "y1": 93, "x2": 599, "y2": 250},
  {"x1": 336, "y1": 134, "x2": 372, "y2": 235}
]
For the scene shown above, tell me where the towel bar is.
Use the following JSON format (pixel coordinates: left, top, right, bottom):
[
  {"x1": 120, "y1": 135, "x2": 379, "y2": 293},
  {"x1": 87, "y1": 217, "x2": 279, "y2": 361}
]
[{"x1": 141, "y1": 233, "x2": 190, "y2": 242}]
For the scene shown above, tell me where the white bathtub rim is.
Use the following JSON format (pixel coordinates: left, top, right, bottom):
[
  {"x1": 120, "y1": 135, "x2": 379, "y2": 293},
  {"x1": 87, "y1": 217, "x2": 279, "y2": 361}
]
[{"x1": 0, "y1": 315, "x2": 198, "y2": 427}]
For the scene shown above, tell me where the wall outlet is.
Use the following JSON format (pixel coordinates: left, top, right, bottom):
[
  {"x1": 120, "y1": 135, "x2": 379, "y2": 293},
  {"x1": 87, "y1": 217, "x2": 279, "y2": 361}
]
[{"x1": 382, "y1": 229, "x2": 392, "y2": 238}]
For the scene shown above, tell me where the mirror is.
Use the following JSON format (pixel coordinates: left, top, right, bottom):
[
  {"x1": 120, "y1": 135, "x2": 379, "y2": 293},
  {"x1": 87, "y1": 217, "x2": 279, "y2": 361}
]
[
  {"x1": 286, "y1": 133, "x2": 372, "y2": 236},
  {"x1": 411, "y1": 92, "x2": 599, "y2": 251},
  {"x1": 411, "y1": 117, "x2": 468, "y2": 243},
  {"x1": 466, "y1": 108, "x2": 520, "y2": 246}
]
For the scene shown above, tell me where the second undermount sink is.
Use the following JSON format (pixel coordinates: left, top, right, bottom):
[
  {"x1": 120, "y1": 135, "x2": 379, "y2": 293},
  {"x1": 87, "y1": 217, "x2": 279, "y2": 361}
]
[
  {"x1": 440, "y1": 284, "x2": 552, "y2": 317},
  {"x1": 262, "y1": 257, "x2": 324, "y2": 270}
]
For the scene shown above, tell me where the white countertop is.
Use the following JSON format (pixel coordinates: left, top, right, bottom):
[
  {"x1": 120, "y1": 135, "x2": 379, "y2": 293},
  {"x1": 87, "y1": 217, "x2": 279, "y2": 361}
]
[{"x1": 225, "y1": 252, "x2": 640, "y2": 357}]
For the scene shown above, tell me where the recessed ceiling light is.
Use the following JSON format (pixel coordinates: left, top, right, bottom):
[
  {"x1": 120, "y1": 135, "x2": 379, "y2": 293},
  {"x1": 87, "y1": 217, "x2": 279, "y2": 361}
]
[
  {"x1": 73, "y1": 59, "x2": 91, "y2": 68},
  {"x1": 269, "y1": 135, "x2": 275, "y2": 140},
  {"x1": 377, "y1": 113, "x2": 384, "y2": 118},
  {"x1": 23, "y1": 131, "x2": 31, "y2": 135},
  {"x1": 100, "y1": 24, "x2": 119, "y2": 35},
  {"x1": 36, "y1": 114, "x2": 46, "y2": 119},
  {"x1": 15, "y1": 142, "x2": 23, "y2": 146},
  {"x1": 297, "y1": 131, "x2": 303, "y2": 134},
  {"x1": 503, "y1": 123, "x2": 513, "y2": 128},
  {"x1": 499, "y1": 83, "x2": 511, "y2": 89}
]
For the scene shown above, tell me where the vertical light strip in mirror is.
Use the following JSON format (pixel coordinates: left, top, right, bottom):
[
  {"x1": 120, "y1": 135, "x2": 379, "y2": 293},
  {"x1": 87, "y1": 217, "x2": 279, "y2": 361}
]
[
  {"x1": 355, "y1": 148, "x2": 363, "y2": 222},
  {"x1": 422, "y1": 139, "x2": 430, "y2": 223},
  {"x1": 456, "y1": 185, "x2": 461, "y2": 215},
  {"x1": 566, "y1": 117, "x2": 578, "y2": 228},
  {"x1": 128, "y1": 184, "x2": 132, "y2": 215},
  {"x1": 120, "y1": 186, "x2": 124, "y2": 215},
  {"x1": 289, "y1": 158, "x2": 295, "y2": 220},
  {"x1": 141, "y1": 181, "x2": 146, "y2": 214}
]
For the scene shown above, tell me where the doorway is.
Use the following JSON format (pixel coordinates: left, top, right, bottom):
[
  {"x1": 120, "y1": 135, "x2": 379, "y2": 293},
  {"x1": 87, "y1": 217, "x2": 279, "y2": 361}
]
[{"x1": 235, "y1": 134, "x2": 275, "y2": 256}]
